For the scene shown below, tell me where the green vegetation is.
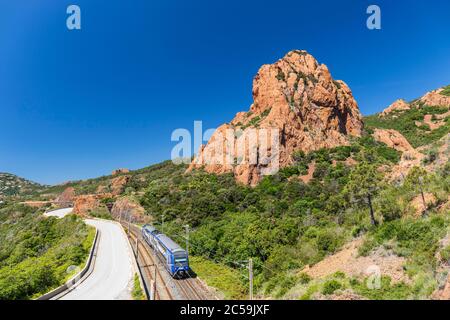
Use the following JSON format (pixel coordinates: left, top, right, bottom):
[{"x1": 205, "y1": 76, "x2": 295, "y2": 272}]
[
  {"x1": 16, "y1": 160, "x2": 187, "y2": 202},
  {"x1": 281, "y1": 135, "x2": 400, "y2": 180},
  {"x1": 88, "y1": 206, "x2": 113, "y2": 220},
  {"x1": 359, "y1": 216, "x2": 449, "y2": 274},
  {"x1": 344, "y1": 158, "x2": 382, "y2": 225},
  {"x1": 132, "y1": 126, "x2": 450, "y2": 300},
  {"x1": 239, "y1": 108, "x2": 272, "y2": 130},
  {"x1": 351, "y1": 276, "x2": 412, "y2": 300},
  {"x1": 0, "y1": 204, "x2": 94, "y2": 299},
  {"x1": 133, "y1": 133, "x2": 449, "y2": 299},
  {"x1": 364, "y1": 104, "x2": 450, "y2": 148},
  {"x1": 296, "y1": 271, "x2": 414, "y2": 300},
  {"x1": 441, "y1": 85, "x2": 450, "y2": 96},
  {"x1": 321, "y1": 279, "x2": 342, "y2": 295},
  {"x1": 189, "y1": 256, "x2": 246, "y2": 299},
  {"x1": 356, "y1": 212, "x2": 450, "y2": 299},
  {"x1": 3, "y1": 98, "x2": 447, "y2": 300},
  {"x1": 131, "y1": 273, "x2": 145, "y2": 300},
  {"x1": 276, "y1": 68, "x2": 285, "y2": 81},
  {"x1": 440, "y1": 245, "x2": 450, "y2": 263},
  {"x1": 0, "y1": 173, "x2": 46, "y2": 198}
]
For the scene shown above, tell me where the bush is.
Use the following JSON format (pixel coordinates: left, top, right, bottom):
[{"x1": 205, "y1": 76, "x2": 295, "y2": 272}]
[
  {"x1": 441, "y1": 85, "x2": 450, "y2": 96},
  {"x1": 298, "y1": 273, "x2": 312, "y2": 284},
  {"x1": 131, "y1": 273, "x2": 145, "y2": 300},
  {"x1": 440, "y1": 246, "x2": 450, "y2": 263},
  {"x1": 322, "y1": 280, "x2": 342, "y2": 295}
]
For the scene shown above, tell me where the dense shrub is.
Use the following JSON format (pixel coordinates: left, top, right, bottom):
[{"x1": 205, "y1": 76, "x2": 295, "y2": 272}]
[{"x1": 0, "y1": 204, "x2": 93, "y2": 299}]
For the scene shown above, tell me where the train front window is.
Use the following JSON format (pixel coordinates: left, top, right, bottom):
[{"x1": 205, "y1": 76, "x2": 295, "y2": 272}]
[{"x1": 174, "y1": 254, "x2": 188, "y2": 266}]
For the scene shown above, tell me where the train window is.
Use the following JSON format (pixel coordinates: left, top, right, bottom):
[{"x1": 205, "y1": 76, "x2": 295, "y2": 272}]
[{"x1": 174, "y1": 252, "x2": 188, "y2": 265}]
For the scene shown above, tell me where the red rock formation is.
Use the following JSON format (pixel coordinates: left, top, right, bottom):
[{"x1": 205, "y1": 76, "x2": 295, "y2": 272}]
[
  {"x1": 110, "y1": 175, "x2": 130, "y2": 195},
  {"x1": 73, "y1": 193, "x2": 112, "y2": 216},
  {"x1": 188, "y1": 50, "x2": 363, "y2": 185},
  {"x1": 372, "y1": 128, "x2": 413, "y2": 153},
  {"x1": 55, "y1": 187, "x2": 76, "y2": 204},
  {"x1": 111, "y1": 197, "x2": 145, "y2": 223},
  {"x1": 379, "y1": 99, "x2": 410, "y2": 117},
  {"x1": 419, "y1": 87, "x2": 450, "y2": 107},
  {"x1": 112, "y1": 168, "x2": 130, "y2": 175}
]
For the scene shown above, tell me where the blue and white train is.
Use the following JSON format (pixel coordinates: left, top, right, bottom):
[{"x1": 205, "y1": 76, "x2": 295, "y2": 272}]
[{"x1": 141, "y1": 224, "x2": 190, "y2": 278}]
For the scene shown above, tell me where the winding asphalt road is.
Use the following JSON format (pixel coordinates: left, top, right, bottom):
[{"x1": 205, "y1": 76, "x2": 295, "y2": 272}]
[{"x1": 44, "y1": 208, "x2": 135, "y2": 300}]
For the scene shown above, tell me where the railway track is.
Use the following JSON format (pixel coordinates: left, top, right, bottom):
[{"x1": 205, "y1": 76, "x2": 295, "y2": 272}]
[
  {"x1": 123, "y1": 222, "x2": 214, "y2": 300},
  {"x1": 126, "y1": 227, "x2": 173, "y2": 300}
]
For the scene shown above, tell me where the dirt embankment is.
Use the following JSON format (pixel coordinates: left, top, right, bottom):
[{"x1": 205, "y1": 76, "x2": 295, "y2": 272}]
[{"x1": 301, "y1": 238, "x2": 409, "y2": 284}]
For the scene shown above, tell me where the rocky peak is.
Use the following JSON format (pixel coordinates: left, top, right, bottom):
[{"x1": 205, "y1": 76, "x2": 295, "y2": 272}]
[
  {"x1": 419, "y1": 86, "x2": 450, "y2": 107},
  {"x1": 55, "y1": 187, "x2": 75, "y2": 205},
  {"x1": 380, "y1": 99, "x2": 410, "y2": 117},
  {"x1": 188, "y1": 50, "x2": 364, "y2": 185},
  {"x1": 112, "y1": 168, "x2": 130, "y2": 175}
]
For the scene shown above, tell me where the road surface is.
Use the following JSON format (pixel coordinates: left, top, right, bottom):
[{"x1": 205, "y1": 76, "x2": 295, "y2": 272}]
[
  {"x1": 44, "y1": 208, "x2": 136, "y2": 300},
  {"x1": 44, "y1": 207, "x2": 73, "y2": 218}
]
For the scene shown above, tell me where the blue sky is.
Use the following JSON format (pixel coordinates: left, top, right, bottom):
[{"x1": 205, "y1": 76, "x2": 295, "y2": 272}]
[{"x1": 0, "y1": 0, "x2": 449, "y2": 184}]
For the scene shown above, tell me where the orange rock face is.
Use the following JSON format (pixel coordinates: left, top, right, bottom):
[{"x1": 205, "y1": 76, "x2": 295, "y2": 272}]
[
  {"x1": 73, "y1": 193, "x2": 112, "y2": 216},
  {"x1": 110, "y1": 175, "x2": 130, "y2": 195},
  {"x1": 111, "y1": 197, "x2": 145, "y2": 223},
  {"x1": 55, "y1": 187, "x2": 76, "y2": 204},
  {"x1": 379, "y1": 99, "x2": 410, "y2": 117},
  {"x1": 419, "y1": 87, "x2": 450, "y2": 107},
  {"x1": 112, "y1": 168, "x2": 130, "y2": 175},
  {"x1": 372, "y1": 128, "x2": 413, "y2": 153},
  {"x1": 188, "y1": 50, "x2": 363, "y2": 185}
]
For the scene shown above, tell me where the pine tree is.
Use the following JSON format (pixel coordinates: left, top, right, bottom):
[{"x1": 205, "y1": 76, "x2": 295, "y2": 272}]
[{"x1": 344, "y1": 160, "x2": 383, "y2": 226}]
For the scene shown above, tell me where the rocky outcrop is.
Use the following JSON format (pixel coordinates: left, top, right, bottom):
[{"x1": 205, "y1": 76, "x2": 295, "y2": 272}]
[
  {"x1": 55, "y1": 187, "x2": 76, "y2": 205},
  {"x1": 419, "y1": 87, "x2": 450, "y2": 107},
  {"x1": 373, "y1": 128, "x2": 413, "y2": 153},
  {"x1": 379, "y1": 99, "x2": 410, "y2": 117},
  {"x1": 372, "y1": 128, "x2": 427, "y2": 181},
  {"x1": 188, "y1": 50, "x2": 364, "y2": 185},
  {"x1": 423, "y1": 114, "x2": 446, "y2": 130},
  {"x1": 110, "y1": 175, "x2": 130, "y2": 195},
  {"x1": 112, "y1": 168, "x2": 130, "y2": 175},
  {"x1": 96, "y1": 185, "x2": 109, "y2": 194},
  {"x1": 73, "y1": 193, "x2": 112, "y2": 216},
  {"x1": 111, "y1": 197, "x2": 145, "y2": 223}
]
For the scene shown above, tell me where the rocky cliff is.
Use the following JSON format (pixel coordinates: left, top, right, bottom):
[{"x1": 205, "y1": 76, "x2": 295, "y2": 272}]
[{"x1": 188, "y1": 50, "x2": 364, "y2": 185}]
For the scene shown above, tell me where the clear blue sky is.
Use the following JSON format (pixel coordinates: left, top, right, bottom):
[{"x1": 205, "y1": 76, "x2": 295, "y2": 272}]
[{"x1": 0, "y1": 0, "x2": 449, "y2": 184}]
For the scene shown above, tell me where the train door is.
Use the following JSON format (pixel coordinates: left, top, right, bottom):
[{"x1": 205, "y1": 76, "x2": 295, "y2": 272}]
[{"x1": 166, "y1": 252, "x2": 173, "y2": 275}]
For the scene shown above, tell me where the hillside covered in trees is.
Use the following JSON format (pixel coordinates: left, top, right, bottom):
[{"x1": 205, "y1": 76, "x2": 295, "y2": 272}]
[{"x1": 1, "y1": 85, "x2": 449, "y2": 300}]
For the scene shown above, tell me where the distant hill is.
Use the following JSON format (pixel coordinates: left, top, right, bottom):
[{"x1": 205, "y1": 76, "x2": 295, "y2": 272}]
[{"x1": 0, "y1": 173, "x2": 46, "y2": 198}]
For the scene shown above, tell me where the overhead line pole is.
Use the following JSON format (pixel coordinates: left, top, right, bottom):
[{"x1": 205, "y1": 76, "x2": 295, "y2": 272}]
[
  {"x1": 127, "y1": 211, "x2": 131, "y2": 235},
  {"x1": 185, "y1": 224, "x2": 189, "y2": 256},
  {"x1": 249, "y1": 258, "x2": 253, "y2": 300}
]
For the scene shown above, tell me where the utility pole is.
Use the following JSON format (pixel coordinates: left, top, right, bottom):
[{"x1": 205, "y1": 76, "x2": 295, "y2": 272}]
[
  {"x1": 248, "y1": 258, "x2": 253, "y2": 300},
  {"x1": 185, "y1": 224, "x2": 189, "y2": 256},
  {"x1": 150, "y1": 279, "x2": 156, "y2": 300},
  {"x1": 135, "y1": 236, "x2": 139, "y2": 260},
  {"x1": 152, "y1": 265, "x2": 157, "y2": 300},
  {"x1": 127, "y1": 211, "x2": 131, "y2": 235}
]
